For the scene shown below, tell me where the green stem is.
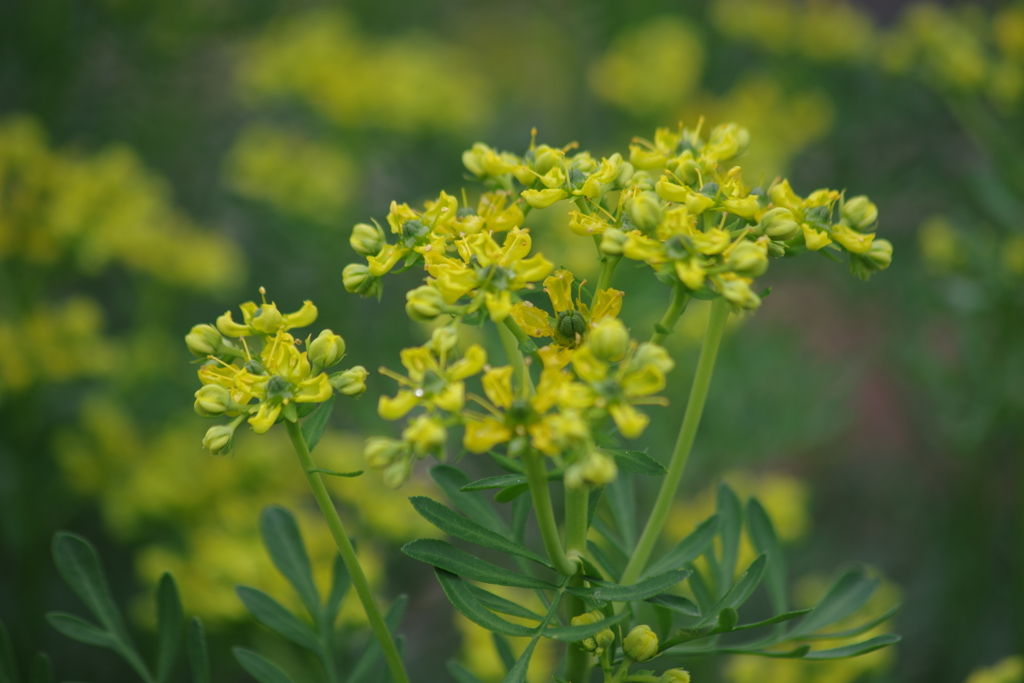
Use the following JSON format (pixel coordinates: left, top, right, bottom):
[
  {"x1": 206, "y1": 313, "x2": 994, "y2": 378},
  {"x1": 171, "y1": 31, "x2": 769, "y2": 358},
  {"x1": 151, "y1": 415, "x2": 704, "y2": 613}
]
[
  {"x1": 650, "y1": 282, "x2": 691, "y2": 345},
  {"x1": 563, "y1": 486, "x2": 590, "y2": 683},
  {"x1": 522, "y1": 449, "x2": 578, "y2": 576},
  {"x1": 593, "y1": 254, "x2": 621, "y2": 303},
  {"x1": 497, "y1": 317, "x2": 534, "y2": 396},
  {"x1": 285, "y1": 421, "x2": 410, "y2": 683},
  {"x1": 620, "y1": 297, "x2": 730, "y2": 587}
]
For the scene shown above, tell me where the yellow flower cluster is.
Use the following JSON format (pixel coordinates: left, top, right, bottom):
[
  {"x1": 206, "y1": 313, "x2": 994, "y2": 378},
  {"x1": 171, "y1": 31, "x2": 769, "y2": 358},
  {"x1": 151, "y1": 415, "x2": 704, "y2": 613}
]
[
  {"x1": 0, "y1": 115, "x2": 243, "y2": 290},
  {"x1": 964, "y1": 656, "x2": 1024, "y2": 683},
  {"x1": 188, "y1": 289, "x2": 367, "y2": 452},
  {"x1": 56, "y1": 396, "x2": 440, "y2": 625},
  {"x1": 235, "y1": 9, "x2": 491, "y2": 134}
]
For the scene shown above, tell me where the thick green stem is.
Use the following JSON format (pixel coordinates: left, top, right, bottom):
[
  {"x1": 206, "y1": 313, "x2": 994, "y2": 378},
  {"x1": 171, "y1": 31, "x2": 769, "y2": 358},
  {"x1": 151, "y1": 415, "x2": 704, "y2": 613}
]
[
  {"x1": 620, "y1": 297, "x2": 730, "y2": 587},
  {"x1": 563, "y1": 486, "x2": 590, "y2": 683},
  {"x1": 285, "y1": 421, "x2": 410, "y2": 683},
  {"x1": 594, "y1": 254, "x2": 621, "y2": 299},
  {"x1": 522, "y1": 450, "x2": 578, "y2": 576},
  {"x1": 650, "y1": 283, "x2": 691, "y2": 345}
]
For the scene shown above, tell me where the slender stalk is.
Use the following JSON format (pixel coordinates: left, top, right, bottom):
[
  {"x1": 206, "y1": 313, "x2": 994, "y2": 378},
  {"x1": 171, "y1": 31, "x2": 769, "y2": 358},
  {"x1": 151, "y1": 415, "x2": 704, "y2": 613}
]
[
  {"x1": 650, "y1": 282, "x2": 691, "y2": 345},
  {"x1": 594, "y1": 254, "x2": 621, "y2": 299},
  {"x1": 620, "y1": 297, "x2": 730, "y2": 587},
  {"x1": 285, "y1": 421, "x2": 410, "y2": 683},
  {"x1": 498, "y1": 317, "x2": 534, "y2": 396},
  {"x1": 522, "y1": 449, "x2": 579, "y2": 576},
  {"x1": 563, "y1": 486, "x2": 591, "y2": 683}
]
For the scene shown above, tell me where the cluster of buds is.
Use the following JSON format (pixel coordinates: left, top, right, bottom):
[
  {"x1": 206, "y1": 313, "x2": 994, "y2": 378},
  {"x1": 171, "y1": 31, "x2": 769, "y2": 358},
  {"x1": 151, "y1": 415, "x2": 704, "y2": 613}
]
[
  {"x1": 185, "y1": 289, "x2": 367, "y2": 454},
  {"x1": 570, "y1": 610, "x2": 615, "y2": 655}
]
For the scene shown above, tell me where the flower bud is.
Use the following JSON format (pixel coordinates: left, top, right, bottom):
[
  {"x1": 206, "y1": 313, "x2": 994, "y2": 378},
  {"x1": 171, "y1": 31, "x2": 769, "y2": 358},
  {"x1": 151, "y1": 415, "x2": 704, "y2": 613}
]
[
  {"x1": 402, "y1": 415, "x2": 447, "y2": 456},
  {"x1": 628, "y1": 191, "x2": 663, "y2": 233},
  {"x1": 554, "y1": 310, "x2": 587, "y2": 347},
  {"x1": 589, "y1": 318, "x2": 629, "y2": 362},
  {"x1": 308, "y1": 329, "x2": 346, "y2": 368},
  {"x1": 864, "y1": 238, "x2": 893, "y2": 270},
  {"x1": 660, "y1": 669, "x2": 691, "y2": 683},
  {"x1": 570, "y1": 611, "x2": 607, "y2": 652},
  {"x1": 343, "y1": 264, "x2": 380, "y2": 298},
  {"x1": 565, "y1": 452, "x2": 618, "y2": 489},
  {"x1": 364, "y1": 436, "x2": 404, "y2": 469},
  {"x1": 759, "y1": 207, "x2": 800, "y2": 241},
  {"x1": 250, "y1": 303, "x2": 283, "y2": 334},
  {"x1": 623, "y1": 625, "x2": 659, "y2": 662},
  {"x1": 202, "y1": 423, "x2": 236, "y2": 455},
  {"x1": 330, "y1": 366, "x2": 369, "y2": 396},
  {"x1": 727, "y1": 241, "x2": 768, "y2": 277},
  {"x1": 632, "y1": 342, "x2": 675, "y2": 374},
  {"x1": 600, "y1": 228, "x2": 628, "y2": 255},
  {"x1": 382, "y1": 457, "x2": 412, "y2": 489},
  {"x1": 719, "y1": 276, "x2": 761, "y2": 310},
  {"x1": 350, "y1": 223, "x2": 385, "y2": 255},
  {"x1": 429, "y1": 327, "x2": 459, "y2": 355},
  {"x1": 842, "y1": 195, "x2": 878, "y2": 230},
  {"x1": 185, "y1": 324, "x2": 224, "y2": 357},
  {"x1": 405, "y1": 285, "x2": 447, "y2": 322},
  {"x1": 194, "y1": 384, "x2": 233, "y2": 417}
]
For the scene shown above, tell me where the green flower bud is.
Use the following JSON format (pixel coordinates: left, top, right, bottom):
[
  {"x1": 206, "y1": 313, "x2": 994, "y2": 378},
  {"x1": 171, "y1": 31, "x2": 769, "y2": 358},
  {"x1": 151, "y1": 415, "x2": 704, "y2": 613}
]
[
  {"x1": 185, "y1": 324, "x2": 224, "y2": 357},
  {"x1": 842, "y1": 195, "x2": 878, "y2": 230},
  {"x1": 600, "y1": 227, "x2": 628, "y2": 255},
  {"x1": 202, "y1": 423, "x2": 236, "y2": 455},
  {"x1": 570, "y1": 611, "x2": 606, "y2": 652},
  {"x1": 382, "y1": 457, "x2": 412, "y2": 489},
  {"x1": 350, "y1": 223, "x2": 385, "y2": 256},
  {"x1": 589, "y1": 318, "x2": 629, "y2": 362},
  {"x1": 343, "y1": 264, "x2": 380, "y2": 297},
  {"x1": 194, "y1": 384, "x2": 233, "y2": 417},
  {"x1": 623, "y1": 624, "x2": 659, "y2": 662},
  {"x1": 660, "y1": 669, "x2": 691, "y2": 683},
  {"x1": 727, "y1": 241, "x2": 768, "y2": 277},
  {"x1": 759, "y1": 207, "x2": 800, "y2": 241},
  {"x1": 595, "y1": 628, "x2": 615, "y2": 650},
  {"x1": 705, "y1": 123, "x2": 750, "y2": 161},
  {"x1": 429, "y1": 326, "x2": 460, "y2": 355},
  {"x1": 554, "y1": 310, "x2": 587, "y2": 347},
  {"x1": 616, "y1": 161, "x2": 635, "y2": 187},
  {"x1": 864, "y1": 238, "x2": 893, "y2": 270},
  {"x1": 628, "y1": 171, "x2": 655, "y2": 192},
  {"x1": 632, "y1": 342, "x2": 675, "y2": 375},
  {"x1": 406, "y1": 285, "x2": 447, "y2": 322},
  {"x1": 629, "y1": 191, "x2": 663, "y2": 233},
  {"x1": 308, "y1": 329, "x2": 346, "y2": 368},
  {"x1": 364, "y1": 436, "x2": 404, "y2": 469},
  {"x1": 565, "y1": 452, "x2": 618, "y2": 489},
  {"x1": 330, "y1": 366, "x2": 369, "y2": 396},
  {"x1": 402, "y1": 414, "x2": 447, "y2": 456},
  {"x1": 719, "y1": 277, "x2": 761, "y2": 310}
]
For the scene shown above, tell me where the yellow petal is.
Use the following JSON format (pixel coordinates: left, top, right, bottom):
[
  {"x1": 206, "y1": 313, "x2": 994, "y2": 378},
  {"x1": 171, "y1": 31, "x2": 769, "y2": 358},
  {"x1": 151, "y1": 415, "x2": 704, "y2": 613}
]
[
  {"x1": 464, "y1": 418, "x2": 512, "y2": 453},
  {"x1": 485, "y1": 290, "x2": 513, "y2": 322},
  {"x1": 294, "y1": 373, "x2": 333, "y2": 403},
  {"x1": 571, "y1": 345, "x2": 608, "y2": 383},
  {"x1": 433, "y1": 382, "x2": 465, "y2": 412},
  {"x1": 512, "y1": 254, "x2": 555, "y2": 286},
  {"x1": 830, "y1": 224, "x2": 875, "y2": 254},
  {"x1": 248, "y1": 401, "x2": 281, "y2": 435},
  {"x1": 801, "y1": 224, "x2": 832, "y2": 251},
  {"x1": 609, "y1": 403, "x2": 649, "y2": 439},
  {"x1": 378, "y1": 390, "x2": 419, "y2": 420},
  {"x1": 282, "y1": 300, "x2": 318, "y2": 329},
  {"x1": 448, "y1": 345, "x2": 487, "y2": 381},
  {"x1": 620, "y1": 365, "x2": 666, "y2": 399},
  {"x1": 511, "y1": 302, "x2": 553, "y2": 338},
  {"x1": 482, "y1": 366, "x2": 515, "y2": 409},
  {"x1": 544, "y1": 270, "x2": 575, "y2": 313},
  {"x1": 591, "y1": 289, "x2": 624, "y2": 321}
]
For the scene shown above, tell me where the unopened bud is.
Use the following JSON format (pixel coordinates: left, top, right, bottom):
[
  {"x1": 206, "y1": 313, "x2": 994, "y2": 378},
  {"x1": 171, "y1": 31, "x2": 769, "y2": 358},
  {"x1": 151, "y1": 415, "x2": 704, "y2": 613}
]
[
  {"x1": 628, "y1": 191, "x2": 663, "y2": 233},
  {"x1": 185, "y1": 324, "x2": 224, "y2": 357},
  {"x1": 600, "y1": 228, "x2": 628, "y2": 255},
  {"x1": 202, "y1": 423, "x2": 236, "y2": 455},
  {"x1": 705, "y1": 123, "x2": 750, "y2": 161},
  {"x1": 330, "y1": 366, "x2": 368, "y2": 396},
  {"x1": 842, "y1": 195, "x2": 878, "y2": 230},
  {"x1": 759, "y1": 207, "x2": 800, "y2": 241},
  {"x1": 727, "y1": 241, "x2": 768, "y2": 277},
  {"x1": 308, "y1": 329, "x2": 346, "y2": 368},
  {"x1": 405, "y1": 286, "x2": 447, "y2": 322},
  {"x1": 660, "y1": 669, "x2": 691, "y2": 683},
  {"x1": 402, "y1": 414, "x2": 447, "y2": 456},
  {"x1": 632, "y1": 342, "x2": 675, "y2": 375},
  {"x1": 589, "y1": 318, "x2": 629, "y2": 362},
  {"x1": 343, "y1": 264, "x2": 380, "y2": 298},
  {"x1": 565, "y1": 451, "x2": 618, "y2": 489},
  {"x1": 382, "y1": 457, "x2": 412, "y2": 489},
  {"x1": 429, "y1": 327, "x2": 459, "y2": 355},
  {"x1": 194, "y1": 384, "x2": 233, "y2": 417},
  {"x1": 364, "y1": 436, "x2": 404, "y2": 469},
  {"x1": 350, "y1": 223, "x2": 385, "y2": 255},
  {"x1": 624, "y1": 625, "x2": 659, "y2": 662},
  {"x1": 864, "y1": 238, "x2": 893, "y2": 270}
]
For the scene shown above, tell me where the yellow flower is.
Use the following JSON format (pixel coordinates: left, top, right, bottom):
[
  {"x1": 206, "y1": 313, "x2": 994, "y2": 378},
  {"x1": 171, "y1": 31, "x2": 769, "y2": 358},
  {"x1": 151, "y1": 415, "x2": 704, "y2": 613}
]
[
  {"x1": 216, "y1": 291, "x2": 317, "y2": 338},
  {"x1": 802, "y1": 224, "x2": 833, "y2": 251},
  {"x1": 509, "y1": 270, "x2": 624, "y2": 350}
]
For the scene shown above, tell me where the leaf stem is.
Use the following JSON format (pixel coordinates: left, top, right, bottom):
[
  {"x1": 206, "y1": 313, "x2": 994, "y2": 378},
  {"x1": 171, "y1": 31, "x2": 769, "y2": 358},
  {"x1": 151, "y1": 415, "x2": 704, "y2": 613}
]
[
  {"x1": 563, "y1": 485, "x2": 590, "y2": 683},
  {"x1": 498, "y1": 316, "x2": 534, "y2": 396},
  {"x1": 650, "y1": 282, "x2": 691, "y2": 345},
  {"x1": 285, "y1": 420, "x2": 410, "y2": 683},
  {"x1": 620, "y1": 297, "x2": 730, "y2": 587},
  {"x1": 522, "y1": 449, "x2": 579, "y2": 576},
  {"x1": 594, "y1": 253, "x2": 622, "y2": 303}
]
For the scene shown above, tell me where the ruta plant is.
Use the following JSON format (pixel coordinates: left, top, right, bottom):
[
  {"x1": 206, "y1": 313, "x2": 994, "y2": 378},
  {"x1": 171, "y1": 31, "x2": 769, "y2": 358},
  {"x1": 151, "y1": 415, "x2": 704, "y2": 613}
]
[{"x1": 187, "y1": 121, "x2": 898, "y2": 682}]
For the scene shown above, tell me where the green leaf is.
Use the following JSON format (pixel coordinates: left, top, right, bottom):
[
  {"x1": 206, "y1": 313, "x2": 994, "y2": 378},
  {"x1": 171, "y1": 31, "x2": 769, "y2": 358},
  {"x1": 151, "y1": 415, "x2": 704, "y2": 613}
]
[
  {"x1": 28, "y1": 654, "x2": 51, "y2": 683},
  {"x1": 50, "y1": 533, "x2": 132, "y2": 647},
  {"x1": 687, "y1": 566, "x2": 714, "y2": 614},
  {"x1": 787, "y1": 569, "x2": 879, "y2": 639},
  {"x1": 232, "y1": 648, "x2": 294, "y2": 683},
  {"x1": 466, "y1": 584, "x2": 543, "y2": 621},
  {"x1": 403, "y1": 540, "x2": 554, "y2": 589},
  {"x1": 434, "y1": 570, "x2": 536, "y2": 637},
  {"x1": 510, "y1": 495, "x2": 531, "y2": 545},
  {"x1": 494, "y1": 483, "x2": 529, "y2": 503},
  {"x1": 606, "y1": 473, "x2": 637, "y2": 551},
  {"x1": 307, "y1": 468, "x2": 363, "y2": 478},
  {"x1": 410, "y1": 497, "x2": 552, "y2": 569},
  {"x1": 185, "y1": 618, "x2": 209, "y2": 683},
  {"x1": 644, "y1": 515, "x2": 719, "y2": 578},
  {"x1": 461, "y1": 474, "x2": 528, "y2": 491},
  {"x1": 236, "y1": 587, "x2": 320, "y2": 653},
  {"x1": 746, "y1": 499, "x2": 787, "y2": 615},
  {"x1": 501, "y1": 636, "x2": 538, "y2": 683},
  {"x1": 718, "y1": 644, "x2": 811, "y2": 658},
  {"x1": 590, "y1": 518, "x2": 628, "y2": 559},
  {"x1": 715, "y1": 483, "x2": 742, "y2": 600},
  {"x1": 155, "y1": 573, "x2": 184, "y2": 683},
  {"x1": 260, "y1": 506, "x2": 319, "y2": 617},
  {"x1": 325, "y1": 553, "x2": 351, "y2": 625},
  {"x1": 447, "y1": 661, "x2": 484, "y2": 683},
  {"x1": 0, "y1": 620, "x2": 19, "y2": 683},
  {"x1": 800, "y1": 604, "x2": 901, "y2": 640},
  {"x1": 566, "y1": 568, "x2": 691, "y2": 603},
  {"x1": 492, "y1": 634, "x2": 516, "y2": 673},
  {"x1": 697, "y1": 554, "x2": 767, "y2": 627},
  {"x1": 587, "y1": 488, "x2": 603, "y2": 528},
  {"x1": 431, "y1": 466, "x2": 509, "y2": 537},
  {"x1": 542, "y1": 612, "x2": 628, "y2": 642},
  {"x1": 347, "y1": 596, "x2": 407, "y2": 683},
  {"x1": 800, "y1": 634, "x2": 901, "y2": 660},
  {"x1": 603, "y1": 449, "x2": 667, "y2": 476},
  {"x1": 44, "y1": 614, "x2": 113, "y2": 648},
  {"x1": 488, "y1": 452, "x2": 524, "y2": 474},
  {"x1": 645, "y1": 594, "x2": 700, "y2": 617},
  {"x1": 587, "y1": 541, "x2": 620, "y2": 582},
  {"x1": 733, "y1": 609, "x2": 812, "y2": 632},
  {"x1": 301, "y1": 396, "x2": 334, "y2": 452}
]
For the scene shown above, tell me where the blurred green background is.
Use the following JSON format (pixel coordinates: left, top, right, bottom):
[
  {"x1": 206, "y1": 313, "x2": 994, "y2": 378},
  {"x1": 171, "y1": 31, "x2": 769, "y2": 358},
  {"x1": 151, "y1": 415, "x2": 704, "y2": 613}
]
[{"x1": 1, "y1": 0, "x2": 1021, "y2": 681}]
